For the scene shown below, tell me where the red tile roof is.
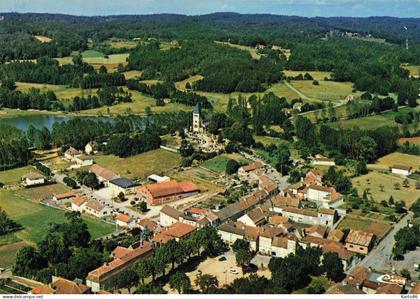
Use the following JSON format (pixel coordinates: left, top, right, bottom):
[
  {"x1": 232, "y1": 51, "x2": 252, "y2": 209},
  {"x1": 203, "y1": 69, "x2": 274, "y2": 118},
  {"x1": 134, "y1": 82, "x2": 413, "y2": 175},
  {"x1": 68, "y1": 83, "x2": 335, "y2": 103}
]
[
  {"x1": 187, "y1": 207, "x2": 208, "y2": 215},
  {"x1": 142, "y1": 180, "x2": 198, "y2": 198},
  {"x1": 240, "y1": 162, "x2": 263, "y2": 172},
  {"x1": 54, "y1": 192, "x2": 76, "y2": 200},
  {"x1": 138, "y1": 218, "x2": 158, "y2": 231},
  {"x1": 178, "y1": 181, "x2": 200, "y2": 193},
  {"x1": 345, "y1": 230, "x2": 374, "y2": 247},
  {"x1": 271, "y1": 195, "x2": 300, "y2": 208},
  {"x1": 50, "y1": 278, "x2": 90, "y2": 294},
  {"x1": 116, "y1": 213, "x2": 132, "y2": 223},
  {"x1": 71, "y1": 196, "x2": 88, "y2": 207},
  {"x1": 85, "y1": 200, "x2": 106, "y2": 212},
  {"x1": 112, "y1": 246, "x2": 133, "y2": 259},
  {"x1": 89, "y1": 164, "x2": 118, "y2": 181}
]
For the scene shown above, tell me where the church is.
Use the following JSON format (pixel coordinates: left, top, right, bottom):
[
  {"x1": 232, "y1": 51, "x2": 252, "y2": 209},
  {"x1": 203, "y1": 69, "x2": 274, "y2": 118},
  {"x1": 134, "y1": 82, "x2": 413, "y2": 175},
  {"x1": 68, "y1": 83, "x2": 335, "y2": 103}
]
[{"x1": 192, "y1": 103, "x2": 205, "y2": 133}]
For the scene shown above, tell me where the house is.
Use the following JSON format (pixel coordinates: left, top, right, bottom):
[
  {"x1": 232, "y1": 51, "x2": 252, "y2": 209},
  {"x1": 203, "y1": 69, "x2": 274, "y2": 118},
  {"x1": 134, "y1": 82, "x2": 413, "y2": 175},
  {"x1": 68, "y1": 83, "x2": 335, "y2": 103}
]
[
  {"x1": 271, "y1": 234, "x2": 298, "y2": 258},
  {"x1": 242, "y1": 225, "x2": 261, "y2": 251},
  {"x1": 269, "y1": 215, "x2": 289, "y2": 226},
  {"x1": 179, "y1": 209, "x2": 220, "y2": 228},
  {"x1": 312, "y1": 154, "x2": 336, "y2": 166},
  {"x1": 84, "y1": 200, "x2": 110, "y2": 218},
  {"x1": 159, "y1": 205, "x2": 183, "y2": 227},
  {"x1": 391, "y1": 164, "x2": 413, "y2": 176},
  {"x1": 303, "y1": 169, "x2": 323, "y2": 186},
  {"x1": 73, "y1": 154, "x2": 93, "y2": 166},
  {"x1": 237, "y1": 162, "x2": 264, "y2": 178},
  {"x1": 307, "y1": 184, "x2": 334, "y2": 203},
  {"x1": 278, "y1": 207, "x2": 336, "y2": 227},
  {"x1": 216, "y1": 202, "x2": 243, "y2": 223},
  {"x1": 258, "y1": 226, "x2": 284, "y2": 255},
  {"x1": 64, "y1": 147, "x2": 81, "y2": 161},
  {"x1": 240, "y1": 190, "x2": 269, "y2": 212},
  {"x1": 71, "y1": 196, "x2": 88, "y2": 212},
  {"x1": 138, "y1": 218, "x2": 158, "y2": 232},
  {"x1": 53, "y1": 191, "x2": 76, "y2": 202},
  {"x1": 89, "y1": 164, "x2": 119, "y2": 186},
  {"x1": 147, "y1": 174, "x2": 170, "y2": 183},
  {"x1": 152, "y1": 222, "x2": 196, "y2": 244},
  {"x1": 376, "y1": 284, "x2": 403, "y2": 294},
  {"x1": 86, "y1": 242, "x2": 153, "y2": 292},
  {"x1": 257, "y1": 174, "x2": 279, "y2": 196},
  {"x1": 283, "y1": 181, "x2": 307, "y2": 199},
  {"x1": 109, "y1": 177, "x2": 137, "y2": 197},
  {"x1": 344, "y1": 230, "x2": 375, "y2": 255},
  {"x1": 31, "y1": 277, "x2": 91, "y2": 294},
  {"x1": 85, "y1": 141, "x2": 98, "y2": 155},
  {"x1": 270, "y1": 195, "x2": 300, "y2": 213},
  {"x1": 217, "y1": 222, "x2": 245, "y2": 245},
  {"x1": 305, "y1": 224, "x2": 329, "y2": 239},
  {"x1": 115, "y1": 213, "x2": 135, "y2": 228},
  {"x1": 137, "y1": 180, "x2": 199, "y2": 206},
  {"x1": 237, "y1": 206, "x2": 271, "y2": 227},
  {"x1": 327, "y1": 229, "x2": 345, "y2": 242},
  {"x1": 22, "y1": 172, "x2": 45, "y2": 186}
]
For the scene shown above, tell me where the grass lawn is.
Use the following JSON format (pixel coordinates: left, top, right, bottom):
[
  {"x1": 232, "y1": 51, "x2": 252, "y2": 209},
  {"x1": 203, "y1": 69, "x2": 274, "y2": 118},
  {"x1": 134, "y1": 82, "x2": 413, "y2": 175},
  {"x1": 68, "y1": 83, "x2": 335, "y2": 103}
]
[
  {"x1": 105, "y1": 38, "x2": 138, "y2": 49},
  {"x1": 16, "y1": 183, "x2": 71, "y2": 202},
  {"x1": 352, "y1": 172, "x2": 419, "y2": 207},
  {"x1": 337, "y1": 213, "x2": 391, "y2": 239},
  {"x1": 171, "y1": 167, "x2": 221, "y2": 191},
  {"x1": 372, "y1": 152, "x2": 420, "y2": 171},
  {"x1": 175, "y1": 75, "x2": 204, "y2": 91},
  {"x1": 200, "y1": 154, "x2": 249, "y2": 174},
  {"x1": 0, "y1": 167, "x2": 37, "y2": 185},
  {"x1": 0, "y1": 189, "x2": 114, "y2": 244},
  {"x1": 289, "y1": 80, "x2": 361, "y2": 103},
  {"x1": 123, "y1": 70, "x2": 142, "y2": 80},
  {"x1": 0, "y1": 241, "x2": 32, "y2": 268},
  {"x1": 94, "y1": 149, "x2": 182, "y2": 180},
  {"x1": 283, "y1": 70, "x2": 331, "y2": 81}
]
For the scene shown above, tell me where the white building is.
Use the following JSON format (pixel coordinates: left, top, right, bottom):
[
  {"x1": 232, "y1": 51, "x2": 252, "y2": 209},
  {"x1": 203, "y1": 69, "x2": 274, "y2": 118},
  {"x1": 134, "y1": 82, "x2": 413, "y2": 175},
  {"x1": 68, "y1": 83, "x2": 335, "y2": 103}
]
[
  {"x1": 116, "y1": 213, "x2": 135, "y2": 228},
  {"x1": 89, "y1": 164, "x2": 119, "y2": 186},
  {"x1": 278, "y1": 207, "x2": 337, "y2": 227},
  {"x1": 147, "y1": 174, "x2": 170, "y2": 183},
  {"x1": 84, "y1": 200, "x2": 110, "y2": 218},
  {"x1": 22, "y1": 172, "x2": 45, "y2": 186},
  {"x1": 71, "y1": 196, "x2": 88, "y2": 212},
  {"x1": 271, "y1": 235, "x2": 298, "y2": 258},
  {"x1": 108, "y1": 178, "x2": 137, "y2": 197},
  {"x1": 159, "y1": 205, "x2": 182, "y2": 227},
  {"x1": 391, "y1": 164, "x2": 413, "y2": 177},
  {"x1": 64, "y1": 147, "x2": 82, "y2": 161},
  {"x1": 192, "y1": 104, "x2": 203, "y2": 133},
  {"x1": 74, "y1": 155, "x2": 94, "y2": 166},
  {"x1": 217, "y1": 223, "x2": 245, "y2": 244},
  {"x1": 312, "y1": 154, "x2": 336, "y2": 166},
  {"x1": 85, "y1": 141, "x2": 98, "y2": 155}
]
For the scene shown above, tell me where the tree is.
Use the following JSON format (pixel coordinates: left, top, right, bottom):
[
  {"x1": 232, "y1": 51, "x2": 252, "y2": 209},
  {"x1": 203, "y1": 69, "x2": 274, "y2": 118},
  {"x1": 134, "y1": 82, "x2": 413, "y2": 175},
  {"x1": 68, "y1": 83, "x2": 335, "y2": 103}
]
[
  {"x1": 13, "y1": 246, "x2": 48, "y2": 277},
  {"x1": 139, "y1": 201, "x2": 148, "y2": 212},
  {"x1": 38, "y1": 231, "x2": 72, "y2": 264},
  {"x1": 135, "y1": 259, "x2": 152, "y2": 284},
  {"x1": 232, "y1": 239, "x2": 250, "y2": 253},
  {"x1": 0, "y1": 207, "x2": 21, "y2": 236},
  {"x1": 410, "y1": 199, "x2": 420, "y2": 217},
  {"x1": 394, "y1": 183, "x2": 401, "y2": 190},
  {"x1": 400, "y1": 269, "x2": 411, "y2": 280},
  {"x1": 169, "y1": 271, "x2": 191, "y2": 294},
  {"x1": 235, "y1": 249, "x2": 252, "y2": 267},
  {"x1": 322, "y1": 252, "x2": 344, "y2": 282},
  {"x1": 402, "y1": 179, "x2": 410, "y2": 188},
  {"x1": 179, "y1": 139, "x2": 194, "y2": 157},
  {"x1": 307, "y1": 279, "x2": 325, "y2": 294},
  {"x1": 195, "y1": 273, "x2": 219, "y2": 293},
  {"x1": 229, "y1": 274, "x2": 273, "y2": 294},
  {"x1": 389, "y1": 195, "x2": 395, "y2": 205},
  {"x1": 225, "y1": 159, "x2": 240, "y2": 175},
  {"x1": 113, "y1": 269, "x2": 139, "y2": 292},
  {"x1": 272, "y1": 144, "x2": 292, "y2": 175}
]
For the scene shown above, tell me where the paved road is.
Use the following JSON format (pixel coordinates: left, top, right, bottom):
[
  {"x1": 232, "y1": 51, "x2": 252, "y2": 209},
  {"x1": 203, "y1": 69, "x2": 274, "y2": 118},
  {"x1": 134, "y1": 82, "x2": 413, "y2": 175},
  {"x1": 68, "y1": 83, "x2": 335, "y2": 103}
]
[{"x1": 348, "y1": 212, "x2": 413, "y2": 273}]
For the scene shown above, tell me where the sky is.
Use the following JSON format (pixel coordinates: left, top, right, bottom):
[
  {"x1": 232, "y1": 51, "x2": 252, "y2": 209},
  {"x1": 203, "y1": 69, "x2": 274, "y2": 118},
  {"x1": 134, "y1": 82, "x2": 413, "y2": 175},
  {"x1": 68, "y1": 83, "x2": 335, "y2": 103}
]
[{"x1": 0, "y1": 0, "x2": 419, "y2": 18}]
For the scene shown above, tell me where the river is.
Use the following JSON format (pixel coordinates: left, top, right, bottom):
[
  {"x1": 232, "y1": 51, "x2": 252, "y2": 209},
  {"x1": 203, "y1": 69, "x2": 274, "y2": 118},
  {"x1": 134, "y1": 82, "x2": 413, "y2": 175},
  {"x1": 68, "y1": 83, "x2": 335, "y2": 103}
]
[{"x1": 1, "y1": 114, "x2": 113, "y2": 131}]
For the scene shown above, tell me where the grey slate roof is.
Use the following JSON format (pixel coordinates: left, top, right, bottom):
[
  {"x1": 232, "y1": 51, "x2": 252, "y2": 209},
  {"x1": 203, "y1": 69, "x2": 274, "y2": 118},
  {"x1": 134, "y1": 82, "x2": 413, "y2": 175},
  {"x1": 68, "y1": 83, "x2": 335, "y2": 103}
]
[{"x1": 109, "y1": 177, "x2": 137, "y2": 188}]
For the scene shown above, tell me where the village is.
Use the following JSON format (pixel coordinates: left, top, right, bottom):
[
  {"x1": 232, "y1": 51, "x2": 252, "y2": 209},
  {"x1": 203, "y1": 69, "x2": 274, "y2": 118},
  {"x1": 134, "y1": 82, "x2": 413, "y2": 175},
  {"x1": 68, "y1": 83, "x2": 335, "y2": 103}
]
[{"x1": 0, "y1": 104, "x2": 417, "y2": 296}]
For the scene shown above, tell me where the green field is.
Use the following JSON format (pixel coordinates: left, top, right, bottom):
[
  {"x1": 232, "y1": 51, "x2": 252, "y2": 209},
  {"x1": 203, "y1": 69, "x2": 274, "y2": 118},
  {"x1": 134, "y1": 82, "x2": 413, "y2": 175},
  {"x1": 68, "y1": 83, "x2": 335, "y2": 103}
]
[
  {"x1": 16, "y1": 183, "x2": 71, "y2": 203},
  {"x1": 201, "y1": 154, "x2": 249, "y2": 174},
  {"x1": 352, "y1": 171, "x2": 419, "y2": 207},
  {"x1": 94, "y1": 149, "x2": 182, "y2": 180},
  {"x1": 0, "y1": 189, "x2": 114, "y2": 244},
  {"x1": 283, "y1": 70, "x2": 331, "y2": 81},
  {"x1": 215, "y1": 41, "x2": 261, "y2": 60},
  {"x1": 337, "y1": 213, "x2": 391, "y2": 239},
  {"x1": 0, "y1": 167, "x2": 37, "y2": 185},
  {"x1": 171, "y1": 167, "x2": 221, "y2": 191},
  {"x1": 372, "y1": 152, "x2": 420, "y2": 170},
  {"x1": 402, "y1": 65, "x2": 420, "y2": 78},
  {"x1": 289, "y1": 80, "x2": 360, "y2": 102}
]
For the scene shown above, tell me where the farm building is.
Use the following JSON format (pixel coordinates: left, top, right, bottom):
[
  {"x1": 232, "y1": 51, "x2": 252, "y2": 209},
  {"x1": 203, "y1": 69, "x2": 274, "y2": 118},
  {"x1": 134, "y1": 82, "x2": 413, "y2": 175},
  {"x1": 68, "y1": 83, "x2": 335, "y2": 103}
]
[
  {"x1": 84, "y1": 200, "x2": 111, "y2": 218},
  {"x1": 137, "y1": 180, "x2": 199, "y2": 206},
  {"x1": 22, "y1": 172, "x2": 45, "y2": 186},
  {"x1": 71, "y1": 196, "x2": 88, "y2": 212},
  {"x1": 53, "y1": 191, "x2": 76, "y2": 202},
  {"x1": 147, "y1": 174, "x2": 170, "y2": 183},
  {"x1": 108, "y1": 177, "x2": 137, "y2": 196},
  {"x1": 115, "y1": 213, "x2": 135, "y2": 228},
  {"x1": 344, "y1": 230, "x2": 375, "y2": 255},
  {"x1": 159, "y1": 205, "x2": 183, "y2": 227},
  {"x1": 89, "y1": 164, "x2": 119, "y2": 186},
  {"x1": 391, "y1": 164, "x2": 413, "y2": 176}
]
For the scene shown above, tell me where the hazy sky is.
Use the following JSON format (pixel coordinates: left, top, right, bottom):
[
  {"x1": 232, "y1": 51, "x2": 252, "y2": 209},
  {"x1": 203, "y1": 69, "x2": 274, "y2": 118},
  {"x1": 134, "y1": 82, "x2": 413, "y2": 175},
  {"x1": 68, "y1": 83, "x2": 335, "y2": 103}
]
[{"x1": 0, "y1": 0, "x2": 419, "y2": 17}]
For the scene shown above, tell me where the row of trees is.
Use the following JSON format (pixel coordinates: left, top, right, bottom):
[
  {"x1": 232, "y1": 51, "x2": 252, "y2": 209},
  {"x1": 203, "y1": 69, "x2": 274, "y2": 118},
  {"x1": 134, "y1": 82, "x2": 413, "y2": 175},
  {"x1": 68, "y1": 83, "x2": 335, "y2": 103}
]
[
  {"x1": 0, "y1": 208, "x2": 22, "y2": 236},
  {"x1": 0, "y1": 124, "x2": 30, "y2": 170}
]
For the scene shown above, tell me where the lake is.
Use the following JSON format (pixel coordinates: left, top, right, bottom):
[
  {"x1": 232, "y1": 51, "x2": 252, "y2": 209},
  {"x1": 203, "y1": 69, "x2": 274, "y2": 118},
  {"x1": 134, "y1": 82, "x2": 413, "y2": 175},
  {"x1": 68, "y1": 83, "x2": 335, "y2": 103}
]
[{"x1": 1, "y1": 114, "x2": 112, "y2": 131}]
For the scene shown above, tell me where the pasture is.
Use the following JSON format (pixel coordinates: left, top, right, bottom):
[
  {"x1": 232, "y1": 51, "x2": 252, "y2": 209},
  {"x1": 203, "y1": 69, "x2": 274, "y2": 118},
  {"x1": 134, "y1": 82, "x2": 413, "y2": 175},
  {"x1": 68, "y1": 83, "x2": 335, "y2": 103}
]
[
  {"x1": 93, "y1": 149, "x2": 182, "y2": 180},
  {"x1": 283, "y1": 70, "x2": 331, "y2": 81},
  {"x1": 34, "y1": 35, "x2": 52, "y2": 43},
  {"x1": 200, "y1": 154, "x2": 249, "y2": 174},
  {"x1": 0, "y1": 189, "x2": 114, "y2": 244},
  {"x1": 0, "y1": 166, "x2": 36, "y2": 185},
  {"x1": 171, "y1": 167, "x2": 222, "y2": 191},
  {"x1": 337, "y1": 213, "x2": 391, "y2": 239},
  {"x1": 15, "y1": 183, "x2": 71, "y2": 203},
  {"x1": 216, "y1": 41, "x2": 261, "y2": 60},
  {"x1": 372, "y1": 152, "x2": 420, "y2": 170},
  {"x1": 352, "y1": 171, "x2": 419, "y2": 207},
  {"x1": 105, "y1": 38, "x2": 138, "y2": 49},
  {"x1": 288, "y1": 80, "x2": 360, "y2": 103}
]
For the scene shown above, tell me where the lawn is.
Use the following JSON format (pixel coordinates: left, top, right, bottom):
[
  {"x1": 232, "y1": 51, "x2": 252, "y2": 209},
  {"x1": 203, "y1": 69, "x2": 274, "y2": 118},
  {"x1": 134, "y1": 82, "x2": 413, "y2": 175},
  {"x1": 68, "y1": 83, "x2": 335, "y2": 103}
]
[
  {"x1": 283, "y1": 70, "x2": 331, "y2": 81},
  {"x1": 0, "y1": 241, "x2": 32, "y2": 268},
  {"x1": 0, "y1": 166, "x2": 36, "y2": 185},
  {"x1": 352, "y1": 172, "x2": 419, "y2": 207},
  {"x1": 337, "y1": 213, "x2": 391, "y2": 239},
  {"x1": 200, "y1": 154, "x2": 249, "y2": 174},
  {"x1": 0, "y1": 189, "x2": 114, "y2": 244},
  {"x1": 93, "y1": 149, "x2": 182, "y2": 180},
  {"x1": 289, "y1": 80, "x2": 360, "y2": 103},
  {"x1": 372, "y1": 152, "x2": 420, "y2": 170},
  {"x1": 15, "y1": 183, "x2": 71, "y2": 202},
  {"x1": 171, "y1": 167, "x2": 221, "y2": 191},
  {"x1": 175, "y1": 75, "x2": 204, "y2": 91},
  {"x1": 15, "y1": 82, "x2": 98, "y2": 101},
  {"x1": 123, "y1": 70, "x2": 142, "y2": 80}
]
